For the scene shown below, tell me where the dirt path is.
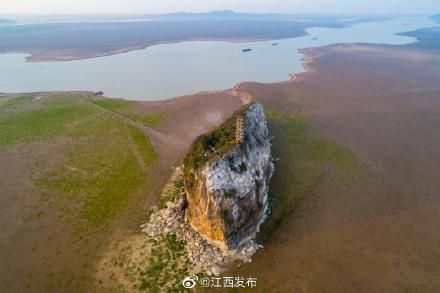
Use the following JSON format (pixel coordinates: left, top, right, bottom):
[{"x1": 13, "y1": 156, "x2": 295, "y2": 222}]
[
  {"x1": 228, "y1": 83, "x2": 253, "y2": 104},
  {"x1": 93, "y1": 101, "x2": 188, "y2": 148}
]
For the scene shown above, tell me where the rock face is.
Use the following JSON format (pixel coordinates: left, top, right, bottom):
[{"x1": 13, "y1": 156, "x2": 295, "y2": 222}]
[
  {"x1": 184, "y1": 102, "x2": 273, "y2": 251},
  {"x1": 142, "y1": 169, "x2": 263, "y2": 275}
]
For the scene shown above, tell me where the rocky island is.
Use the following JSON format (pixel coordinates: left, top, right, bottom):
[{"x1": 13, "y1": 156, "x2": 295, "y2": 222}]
[
  {"x1": 143, "y1": 102, "x2": 273, "y2": 274},
  {"x1": 184, "y1": 102, "x2": 273, "y2": 251}
]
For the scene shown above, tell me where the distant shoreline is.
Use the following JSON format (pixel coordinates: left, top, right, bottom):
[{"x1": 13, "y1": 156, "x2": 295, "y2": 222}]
[
  {"x1": 0, "y1": 47, "x2": 319, "y2": 101},
  {"x1": 0, "y1": 16, "x2": 390, "y2": 63},
  {"x1": 1, "y1": 16, "x2": 434, "y2": 101},
  {"x1": 19, "y1": 35, "x2": 307, "y2": 63}
]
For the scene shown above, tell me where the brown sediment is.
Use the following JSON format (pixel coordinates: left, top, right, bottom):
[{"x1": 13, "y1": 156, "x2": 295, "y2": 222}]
[
  {"x1": 227, "y1": 43, "x2": 440, "y2": 292},
  {"x1": 133, "y1": 90, "x2": 246, "y2": 145},
  {"x1": 94, "y1": 42, "x2": 440, "y2": 291},
  {"x1": 0, "y1": 89, "x2": 246, "y2": 292},
  {"x1": 124, "y1": 42, "x2": 440, "y2": 292},
  {"x1": 268, "y1": 48, "x2": 318, "y2": 84},
  {"x1": 2, "y1": 37, "x2": 440, "y2": 291}
]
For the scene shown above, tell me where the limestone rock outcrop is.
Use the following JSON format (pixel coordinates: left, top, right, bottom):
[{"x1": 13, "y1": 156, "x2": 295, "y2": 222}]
[{"x1": 183, "y1": 102, "x2": 273, "y2": 251}]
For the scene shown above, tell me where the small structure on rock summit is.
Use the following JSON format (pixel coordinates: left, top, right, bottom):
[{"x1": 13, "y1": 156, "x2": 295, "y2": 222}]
[{"x1": 235, "y1": 114, "x2": 245, "y2": 144}]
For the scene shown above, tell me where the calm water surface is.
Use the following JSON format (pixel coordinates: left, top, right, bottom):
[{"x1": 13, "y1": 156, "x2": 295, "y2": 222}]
[{"x1": 0, "y1": 17, "x2": 437, "y2": 100}]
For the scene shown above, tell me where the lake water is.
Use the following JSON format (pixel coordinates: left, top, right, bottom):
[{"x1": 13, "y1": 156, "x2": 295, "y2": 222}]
[{"x1": 0, "y1": 17, "x2": 437, "y2": 100}]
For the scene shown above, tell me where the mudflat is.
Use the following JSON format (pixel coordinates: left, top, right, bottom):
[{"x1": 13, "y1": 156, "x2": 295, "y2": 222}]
[
  {"x1": 1, "y1": 28, "x2": 440, "y2": 292},
  {"x1": 228, "y1": 43, "x2": 440, "y2": 291},
  {"x1": 0, "y1": 91, "x2": 243, "y2": 292}
]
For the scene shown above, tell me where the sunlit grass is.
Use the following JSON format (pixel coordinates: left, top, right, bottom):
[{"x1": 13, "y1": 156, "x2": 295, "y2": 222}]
[
  {"x1": 92, "y1": 98, "x2": 166, "y2": 127},
  {"x1": 41, "y1": 115, "x2": 157, "y2": 226},
  {"x1": 0, "y1": 95, "x2": 33, "y2": 110},
  {"x1": 0, "y1": 95, "x2": 95, "y2": 146},
  {"x1": 138, "y1": 235, "x2": 189, "y2": 292},
  {"x1": 0, "y1": 93, "x2": 157, "y2": 226}
]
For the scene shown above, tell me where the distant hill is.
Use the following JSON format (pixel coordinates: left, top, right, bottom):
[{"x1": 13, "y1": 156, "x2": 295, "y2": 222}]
[
  {"x1": 145, "y1": 10, "x2": 284, "y2": 20},
  {"x1": 8, "y1": 11, "x2": 282, "y2": 24},
  {"x1": 167, "y1": 10, "x2": 240, "y2": 17}
]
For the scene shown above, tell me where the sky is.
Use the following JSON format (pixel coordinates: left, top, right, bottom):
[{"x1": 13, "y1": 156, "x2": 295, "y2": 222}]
[{"x1": 0, "y1": 0, "x2": 438, "y2": 15}]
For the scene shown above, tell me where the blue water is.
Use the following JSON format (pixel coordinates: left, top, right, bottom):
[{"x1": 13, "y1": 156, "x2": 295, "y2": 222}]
[{"x1": 0, "y1": 17, "x2": 437, "y2": 100}]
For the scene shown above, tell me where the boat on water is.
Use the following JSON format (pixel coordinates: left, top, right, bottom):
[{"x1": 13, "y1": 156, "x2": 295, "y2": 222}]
[
  {"x1": 242, "y1": 48, "x2": 252, "y2": 52},
  {"x1": 272, "y1": 42, "x2": 279, "y2": 46}
]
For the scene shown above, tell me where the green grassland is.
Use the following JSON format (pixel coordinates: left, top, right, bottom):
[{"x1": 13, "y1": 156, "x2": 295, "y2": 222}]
[
  {"x1": 105, "y1": 233, "x2": 190, "y2": 293},
  {"x1": 0, "y1": 93, "x2": 163, "y2": 291},
  {"x1": 92, "y1": 98, "x2": 165, "y2": 127},
  {"x1": 138, "y1": 234, "x2": 190, "y2": 292},
  {"x1": 0, "y1": 94, "x2": 159, "y2": 227},
  {"x1": 0, "y1": 95, "x2": 96, "y2": 146}
]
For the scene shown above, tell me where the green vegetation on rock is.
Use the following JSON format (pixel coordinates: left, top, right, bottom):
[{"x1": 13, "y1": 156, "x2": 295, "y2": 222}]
[
  {"x1": 159, "y1": 176, "x2": 184, "y2": 209},
  {"x1": 183, "y1": 103, "x2": 251, "y2": 194}
]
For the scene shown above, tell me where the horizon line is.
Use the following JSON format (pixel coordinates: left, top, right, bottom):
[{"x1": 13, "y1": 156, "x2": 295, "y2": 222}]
[{"x1": 0, "y1": 10, "x2": 437, "y2": 17}]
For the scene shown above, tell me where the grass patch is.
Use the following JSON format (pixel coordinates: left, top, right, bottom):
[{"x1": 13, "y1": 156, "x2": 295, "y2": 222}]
[
  {"x1": 138, "y1": 235, "x2": 189, "y2": 292},
  {"x1": 129, "y1": 112, "x2": 165, "y2": 128},
  {"x1": 259, "y1": 110, "x2": 366, "y2": 241},
  {"x1": 0, "y1": 95, "x2": 95, "y2": 146},
  {"x1": 0, "y1": 93, "x2": 161, "y2": 291},
  {"x1": 158, "y1": 176, "x2": 184, "y2": 210},
  {"x1": 129, "y1": 126, "x2": 157, "y2": 167},
  {"x1": 0, "y1": 94, "x2": 160, "y2": 226},
  {"x1": 92, "y1": 98, "x2": 166, "y2": 127},
  {"x1": 0, "y1": 95, "x2": 33, "y2": 110},
  {"x1": 0, "y1": 94, "x2": 158, "y2": 227},
  {"x1": 43, "y1": 119, "x2": 157, "y2": 226},
  {"x1": 92, "y1": 98, "x2": 132, "y2": 112}
]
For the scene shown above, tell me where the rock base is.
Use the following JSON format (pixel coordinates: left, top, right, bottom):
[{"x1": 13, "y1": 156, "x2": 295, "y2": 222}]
[{"x1": 141, "y1": 191, "x2": 262, "y2": 276}]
